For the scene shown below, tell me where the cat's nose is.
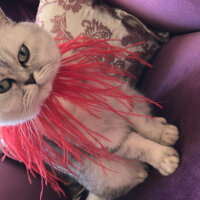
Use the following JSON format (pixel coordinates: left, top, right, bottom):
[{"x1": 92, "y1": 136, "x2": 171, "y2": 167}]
[{"x1": 24, "y1": 74, "x2": 36, "y2": 85}]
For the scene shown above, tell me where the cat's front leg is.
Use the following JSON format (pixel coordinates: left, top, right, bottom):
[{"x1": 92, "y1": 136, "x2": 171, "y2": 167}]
[
  {"x1": 129, "y1": 115, "x2": 179, "y2": 146},
  {"x1": 122, "y1": 88, "x2": 178, "y2": 146},
  {"x1": 116, "y1": 132, "x2": 179, "y2": 176}
]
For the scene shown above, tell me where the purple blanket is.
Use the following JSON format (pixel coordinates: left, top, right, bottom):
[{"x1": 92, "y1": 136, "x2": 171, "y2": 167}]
[
  {"x1": 0, "y1": 1, "x2": 200, "y2": 200},
  {"x1": 124, "y1": 31, "x2": 200, "y2": 200}
]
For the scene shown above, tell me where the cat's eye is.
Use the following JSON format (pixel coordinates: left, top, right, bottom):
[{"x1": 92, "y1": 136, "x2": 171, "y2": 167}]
[
  {"x1": 18, "y1": 44, "x2": 30, "y2": 66},
  {"x1": 0, "y1": 79, "x2": 12, "y2": 93}
]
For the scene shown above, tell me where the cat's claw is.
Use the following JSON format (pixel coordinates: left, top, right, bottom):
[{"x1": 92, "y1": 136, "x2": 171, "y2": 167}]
[
  {"x1": 157, "y1": 147, "x2": 179, "y2": 176},
  {"x1": 160, "y1": 125, "x2": 179, "y2": 146},
  {"x1": 155, "y1": 117, "x2": 167, "y2": 124}
]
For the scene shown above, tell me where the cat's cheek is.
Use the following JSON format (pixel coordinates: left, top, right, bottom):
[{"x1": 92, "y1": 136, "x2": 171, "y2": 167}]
[
  {"x1": 22, "y1": 85, "x2": 40, "y2": 116},
  {"x1": 0, "y1": 97, "x2": 23, "y2": 126},
  {"x1": 22, "y1": 83, "x2": 52, "y2": 121},
  {"x1": 0, "y1": 93, "x2": 22, "y2": 113},
  {"x1": 38, "y1": 82, "x2": 53, "y2": 105}
]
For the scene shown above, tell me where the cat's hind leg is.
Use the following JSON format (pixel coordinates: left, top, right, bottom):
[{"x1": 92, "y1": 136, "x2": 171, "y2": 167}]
[
  {"x1": 78, "y1": 159, "x2": 148, "y2": 200},
  {"x1": 86, "y1": 161, "x2": 148, "y2": 200}
]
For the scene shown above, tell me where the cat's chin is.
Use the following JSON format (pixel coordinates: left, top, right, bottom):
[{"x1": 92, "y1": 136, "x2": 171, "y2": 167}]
[
  {"x1": 0, "y1": 113, "x2": 39, "y2": 126},
  {"x1": 0, "y1": 103, "x2": 40, "y2": 126}
]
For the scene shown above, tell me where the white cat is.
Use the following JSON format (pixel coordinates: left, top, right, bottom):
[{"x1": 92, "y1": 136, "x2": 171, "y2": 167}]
[{"x1": 0, "y1": 8, "x2": 179, "y2": 200}]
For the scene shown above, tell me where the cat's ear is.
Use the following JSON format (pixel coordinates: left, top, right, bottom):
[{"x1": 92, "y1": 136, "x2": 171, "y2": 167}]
[{"x1": 0, "y1": 8, "x2": 10, "y2": 25}]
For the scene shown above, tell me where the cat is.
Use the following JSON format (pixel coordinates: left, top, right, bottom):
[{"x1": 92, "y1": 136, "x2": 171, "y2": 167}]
[{"x1": 0, "y1": 8, "x2": 179, "y2": 200}]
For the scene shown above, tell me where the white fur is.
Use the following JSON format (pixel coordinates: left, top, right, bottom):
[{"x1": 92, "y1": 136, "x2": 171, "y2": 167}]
[
  {"x1": 0, "y1": 10, "x2": 61, "y2": 125},
  {"x1": 0, "y1": 9, "x2": 179, "y2": 200}
]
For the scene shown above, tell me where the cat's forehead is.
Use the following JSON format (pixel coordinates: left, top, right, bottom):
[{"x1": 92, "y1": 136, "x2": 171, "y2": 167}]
[
  {"x1": 0, "y1": 22, "x2": 48, "y2": 52},
  {"x1": 0, "y1": 21, "x2": 60, "y2": 71}
]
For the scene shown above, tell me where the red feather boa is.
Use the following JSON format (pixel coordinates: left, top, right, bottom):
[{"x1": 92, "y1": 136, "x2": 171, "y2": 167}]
[{"x1": 0, "y1": 36, "x2": 157, "y2": 199}]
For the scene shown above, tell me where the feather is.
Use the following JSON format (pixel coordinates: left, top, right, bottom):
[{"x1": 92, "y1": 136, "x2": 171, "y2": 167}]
[{"x1": 0, "y1": 36, "x2": 154, "y2": 199}]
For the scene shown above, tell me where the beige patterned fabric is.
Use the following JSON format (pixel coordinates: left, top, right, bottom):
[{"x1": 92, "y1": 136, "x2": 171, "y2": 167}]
[{"x1": 36, "y1": 0, "x2": 169, "y2": 83}]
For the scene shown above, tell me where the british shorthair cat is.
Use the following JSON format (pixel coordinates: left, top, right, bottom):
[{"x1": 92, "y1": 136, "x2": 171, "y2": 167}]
[{"x1": 0, "y1": 8, "x2": 179, "y2": 200}]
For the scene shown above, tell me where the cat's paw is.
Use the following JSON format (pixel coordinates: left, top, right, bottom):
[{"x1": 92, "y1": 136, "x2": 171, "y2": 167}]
[
  {"x1": 156, "y1": 147, "x2": 179, "y2": 176},
  {"x1": 135, "y1": 164, "x2": 149, "y2": 184},
  {"x1": 86, "y1": 193, "x2": 105, "y2": 200},
  {"x1": 160, "y1": 125, "x2": 179, "y2": 146}
]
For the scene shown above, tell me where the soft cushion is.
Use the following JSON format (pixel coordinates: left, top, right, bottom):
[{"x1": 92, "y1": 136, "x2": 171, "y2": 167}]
[{"x1": 36, "y1": 0, "x2": 169, "y2": 83}]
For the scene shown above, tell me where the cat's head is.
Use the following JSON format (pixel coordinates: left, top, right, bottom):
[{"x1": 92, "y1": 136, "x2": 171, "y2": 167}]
[{"x1": 0, "y1": 9, "x2": 61, "y2": 125}]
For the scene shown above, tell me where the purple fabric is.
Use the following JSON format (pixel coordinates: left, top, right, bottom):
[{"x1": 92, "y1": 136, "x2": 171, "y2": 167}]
[
  {"x1": 0, "y1": 158, "x2": 66, "y2": 200},
  {"x1": 109, "y1": 0, "x2": 200, "y2": 33},
  {"x1": 0, "y1": 0, "x2": 39, "y2": 22},
  {"x1": 119, "y1": 32, "x2": 200, "y2": 200},
  {"x1": 0, "y1": 1, "x2": 200, "y2": 200}
]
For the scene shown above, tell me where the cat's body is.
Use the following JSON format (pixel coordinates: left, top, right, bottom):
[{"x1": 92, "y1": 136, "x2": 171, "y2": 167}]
[
  {"x1": 57, "y1": 86, "x2": 179, "y2": 200},
  {"x1": 0, "y1": 9, "x2": 179, "y2": 200}
]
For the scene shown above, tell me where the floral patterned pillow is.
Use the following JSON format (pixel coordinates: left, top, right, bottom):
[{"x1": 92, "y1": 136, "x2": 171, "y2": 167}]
[{"x1": 36, "y1": 0, "x2": 169, "y2": 84}]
